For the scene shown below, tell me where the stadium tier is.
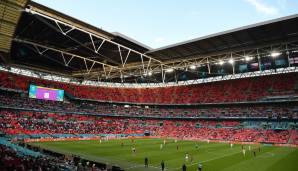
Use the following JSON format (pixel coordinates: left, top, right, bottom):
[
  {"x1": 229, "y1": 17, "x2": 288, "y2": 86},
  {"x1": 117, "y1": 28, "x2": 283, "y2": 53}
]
[
  {"x1": 1, "y1": 71, "x2": 298, "y2": 104},
  {"x1": 1, "y1": 110, "x2": 297, "y2": 145},
  {"x1": 0, "y1": 144, "x2": 56, "y2": 170},
  {"x1": 1, "y1": 88, "x2": 297, "y2": 118}
]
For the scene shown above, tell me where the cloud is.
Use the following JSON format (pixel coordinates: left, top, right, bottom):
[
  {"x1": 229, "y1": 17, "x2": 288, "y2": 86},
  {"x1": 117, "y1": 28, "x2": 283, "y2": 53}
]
[{"x1": 245, "y1": 0, "x2": 279, "y2": 15}]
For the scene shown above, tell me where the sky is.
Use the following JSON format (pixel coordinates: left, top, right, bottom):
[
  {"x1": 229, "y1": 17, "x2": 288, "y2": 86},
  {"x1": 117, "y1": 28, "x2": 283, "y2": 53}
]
[{"x1": 33, "y1": 0, "x2": 298, "y2": 49}]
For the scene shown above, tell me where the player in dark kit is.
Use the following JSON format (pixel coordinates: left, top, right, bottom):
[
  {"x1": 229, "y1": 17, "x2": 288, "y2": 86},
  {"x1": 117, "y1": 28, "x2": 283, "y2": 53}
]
[
  {"x1": 161, "y1": 160, "x2": 165, "y2": 171},
  {"x1": 182, "y1": 163, "x2": 187, "y2": 171},
  {"x1": 145, "y1": 157, "x2": 148, "y2": 168}
]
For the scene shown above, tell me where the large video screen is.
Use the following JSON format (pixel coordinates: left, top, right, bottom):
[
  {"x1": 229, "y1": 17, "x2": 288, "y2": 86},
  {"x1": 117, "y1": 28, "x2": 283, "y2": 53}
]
[{"x1": 29, "y1": 85, "x2": 64, "y2": 101}]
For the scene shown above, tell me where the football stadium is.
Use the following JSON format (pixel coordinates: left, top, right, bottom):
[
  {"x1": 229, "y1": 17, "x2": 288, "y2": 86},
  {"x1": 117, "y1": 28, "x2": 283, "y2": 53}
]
[{"x1": 1, "y1": 0, "x2": 298, "y2": 171}]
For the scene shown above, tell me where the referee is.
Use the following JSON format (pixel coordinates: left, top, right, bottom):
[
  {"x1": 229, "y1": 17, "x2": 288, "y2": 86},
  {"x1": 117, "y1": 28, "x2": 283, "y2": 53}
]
[
  {"x1": 182, "y1": 163, "x2": 187, "y2": 171},
  {"x1": 161, "y1": 160, "x2": 165, "y2": 171},
  {"x1": 145, "y1": 157, "x2": 148, "y2": 168}
]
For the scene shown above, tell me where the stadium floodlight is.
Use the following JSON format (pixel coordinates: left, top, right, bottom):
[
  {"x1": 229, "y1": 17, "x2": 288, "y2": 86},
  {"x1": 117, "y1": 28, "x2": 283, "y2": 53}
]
[
  {"x1": 166, "y1": 68, "x2": 174, "y2": 73},
  {"x1": 245, "y1": 56, "x2": 252, "y2": 61},
  {"x1": 189, "y1": 65, "x2": 196, "y2": 70},
  {"x1": 219, "y1": 60, "x2": 224, "y2": 65},
  {"x1": 271, "y1": 51, "x2": 281, "y2": 58},
  {"x1": 228, "y1": 59, "x2": 234, "y2": 64},
  {"x1": 143, "y1": 71, "x2": 153, "y2": 76}
]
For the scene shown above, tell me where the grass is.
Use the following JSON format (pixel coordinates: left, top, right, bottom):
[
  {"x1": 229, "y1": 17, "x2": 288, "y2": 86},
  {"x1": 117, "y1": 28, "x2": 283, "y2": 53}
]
[{"x1": 29, "y1": 138, "x2": 298, "y2": 171}]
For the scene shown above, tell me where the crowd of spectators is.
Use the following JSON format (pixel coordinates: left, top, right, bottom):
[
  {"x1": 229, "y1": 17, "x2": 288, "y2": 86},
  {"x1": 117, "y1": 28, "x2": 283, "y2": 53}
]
[
  {"x1": 1, "y1": 71, "x2": 297, "y2": 104},
  {"x1": 0, "y1": 110, "x2": 123, "y2": 135},
  {"x1": 0, "y1": 110, "x2": 297, "y2": 144},
  {"x1": 1, "y1": 90, "x2": 297, "y2": 119},
  {"x1": 0, "y1": 144, "x2": 71, "y2": 171},
  {"x1": 0, "y1": 143, "x2": 110, "y2": 171}
]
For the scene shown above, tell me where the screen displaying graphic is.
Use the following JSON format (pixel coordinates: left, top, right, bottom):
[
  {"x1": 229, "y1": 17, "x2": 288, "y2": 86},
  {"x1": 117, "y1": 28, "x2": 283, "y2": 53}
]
[{"x1": 29, "y1": 85, "x2": 64, "y2": 101}]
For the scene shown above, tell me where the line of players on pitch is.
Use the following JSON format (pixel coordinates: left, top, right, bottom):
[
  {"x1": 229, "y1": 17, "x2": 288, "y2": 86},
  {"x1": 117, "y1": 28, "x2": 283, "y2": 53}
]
[
  {"x1": 101, "y1": 138, "x2": 261, "y2": 171},
  {"x1": 139, "y1": 139, "x2": 203, "y2": 171}
]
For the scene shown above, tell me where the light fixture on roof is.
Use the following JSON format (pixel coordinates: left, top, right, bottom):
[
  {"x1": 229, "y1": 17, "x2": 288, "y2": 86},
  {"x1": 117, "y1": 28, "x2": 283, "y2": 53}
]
[
  {"x1": 219, "y1": 60, "x2": 224, "y2": 65},
  {"x1": 228, "y1": 58, "x2": 234, "y2": 64},
  {"x1": 165, "y1": 68, "x2": 174, "y2": 73},
  {"x1": 189, "y1": 65, "x2": 196, "y2": 70},
  {"x1": 245, "y1": 56, "x2": 252, "y2": 61},
  {"x1": 143, "y1": 71, "x2": 152, "y2": 76},
  {"x1": 271, "y1": 51, "x2": 281, "y2": 58}
]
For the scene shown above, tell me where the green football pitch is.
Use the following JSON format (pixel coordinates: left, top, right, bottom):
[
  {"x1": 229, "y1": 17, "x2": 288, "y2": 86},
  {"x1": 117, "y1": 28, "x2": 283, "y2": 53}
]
[{"x1": 29, "y1": 138, "x2": 298, "y2": 171}]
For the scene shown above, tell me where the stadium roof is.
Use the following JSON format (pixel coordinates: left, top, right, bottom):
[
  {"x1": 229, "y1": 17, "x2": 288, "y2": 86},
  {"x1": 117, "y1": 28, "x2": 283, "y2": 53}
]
[
  {"x1": 1, "y1": 0, "x2": 298, "y2": 83},
  {"x1": 0, "y1": 0, "x2": 27, "y2": 55},
  {"x1": 147, "y1": 14, "x2": 298, "y2": 61}
]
